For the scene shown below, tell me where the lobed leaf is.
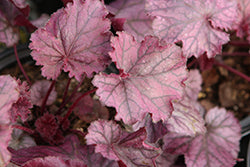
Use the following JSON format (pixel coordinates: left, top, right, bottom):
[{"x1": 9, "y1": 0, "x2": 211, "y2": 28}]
[
  {"x1": 107, "y1": 0, "x2": 154, "y2": 41},
  {"x1": 0, "y1": 11, "x2": 19, "y2": 47},
  {"x1": 163, "y1": 107, "x2": 241, "y2": 167},
  {"x1": 0, "y1": 0, "x2": 22, "y2": 47},
  {"x1": 164, "y1": 69, "x2": 205, "y2": 136},
  {"x1": 0, "y1": 75, "x2": 19, "y2": 166},
  {"x1": 234, "y1": 0, "x2": 250, "y2": 44},
  {"x1": 86, "y1": 119, "x2": 161, "y2": 166},
  {"x1": 146, "y1": 0, "x2": 238, "y2": 58},
  {"x1": 93, "y1": 32, "x2": 187, "y2": 124},
  {"x1": 0, "y1": 0, "x2": 34, "y2": 46},
  {"x1": 0, "y1": 76, "x2": 19, "y2": 124},
  {"x1": 166, "y1": 97, "x2": 206, "y2": 136},
  {"x1": 29, "y1": 0, "x2": 111, "y2": 81},
  {"x1": 86, "y1": 119, "x2": 121, "y2": 160}
]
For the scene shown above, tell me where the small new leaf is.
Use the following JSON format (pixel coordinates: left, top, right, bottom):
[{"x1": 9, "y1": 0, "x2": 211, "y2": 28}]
[{"x1": 10, "y1": 80, "x2": 32, "y2": 123}]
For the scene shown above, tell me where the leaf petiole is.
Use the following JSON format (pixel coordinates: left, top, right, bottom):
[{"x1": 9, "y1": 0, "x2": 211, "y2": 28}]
[
  {"x1": 12, "y1": 125, "x2": 35, "y2": 134},
  {"x1": 60, "y1": 87, "x2": 97, "y2": 126},
  {"x1": 13, "y1": 44, "x2": 31, "y2": 85}
]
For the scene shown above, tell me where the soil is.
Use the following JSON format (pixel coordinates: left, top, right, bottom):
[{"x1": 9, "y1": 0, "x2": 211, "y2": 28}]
[{"x1": 197, "y1": 55, "x2": 250, "y2": 120}]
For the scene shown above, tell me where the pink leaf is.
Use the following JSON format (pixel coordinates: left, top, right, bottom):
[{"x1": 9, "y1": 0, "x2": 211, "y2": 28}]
[
  {"x1": 146, "y1": 0, "x2": 238, "y2": 58},
  {"x1": 0, "y1": 0, "x2": 28, "y2": 47},
  {"x1": 0, "y1": 128, "x2": 13, "y2": 167},
  {"x1": 164, "y1": 69, "x2": 205, "y2": 136},
  {"x1": 0, "y1": 0, "x2": 34, "y2": 44},
  {"x1": 163, "y1": 107, "x2": 241, "y2": 167},
  {"x1": 29, "y1": 0, "x2": 111, "y2": 81},
  {"x1": 132, "y1": 114, "x2": 168, "y2": 143},
  {"x1": 0, "y1": 75, "x2": 19, "y2": 124},
  {"x1": 93, "y1": 32, "x2": 187, "y2": 124},
  {"x1": 165, "y1": 97, "x2": 206, "y2": 136},
  {"x1": 234, "y1": 0, "x2": 250, "y2": 44},
  {"x1": 22, "y1": 156, "x2": 87, "y2": 167},
  {"x1": 9, "y1": 135, "x2": 86, "y2": 166},
  {"x1": 73, "y1": 94, "x2": 109, "y2": 123},
  {"x1": 0, "y1": 11, "x2": 19, "y2": 47},
  {"x1": 30, "y1": 80, "x2": 57, "y2": 106},
  {"x1": 86, "y1": 120, "x2": 161, "y2": 166},
  {"x1": 107, "y1": 0, "x2": 154, "y2": 41},
  {"x1": 86, "y1": 120, "x2": 121, "y2": 160},
  {"x1": 163, "y1": 132, "x2": 192, "y2": 155},
  {"x1": 0, "y1": 75, "x2": 19, "y2": 166},
  {"x1": 10, "y1": 80, "x2": 32, "y2": 123}
]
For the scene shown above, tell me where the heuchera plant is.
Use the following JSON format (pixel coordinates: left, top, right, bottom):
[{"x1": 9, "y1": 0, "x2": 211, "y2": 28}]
[{"x1": 0, "y1": 0, "x2": 249, "y2": 166}]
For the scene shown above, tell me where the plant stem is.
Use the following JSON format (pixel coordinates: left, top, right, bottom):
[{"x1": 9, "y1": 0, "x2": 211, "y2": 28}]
[
  {"x1": 214, "y1": 61, "x2": 250, "y2": 82},
  {"x1": 228, "y1": 41, "x2": 250, "y2": 47},
  {"x1": 61, "y1": 78, "x2": 72, "y2": 105},
  {"x1": 13, "y1": 44, "x2": 31, "y2": 85},
  {"x1": 60, "y1": 88, "x2": 97, "y2": 125},
  {"x1": 12, "y1": 125, "x2": 35, "y2": 134},
  {"x1": 220, "y1": 52, "x2": 250, "y2": 56},
  {"x1": 41, "y1": 80, "x2": 56, "y2": 114},
  {"x1": 69, "y1": 129, "x2": 86, "y2": 137},
  {"x1": 56, "y1": 77, "x2": 84, "y2": 115}
]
